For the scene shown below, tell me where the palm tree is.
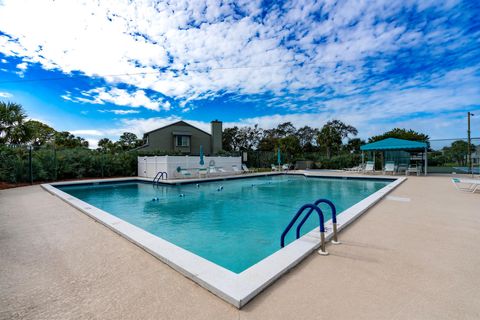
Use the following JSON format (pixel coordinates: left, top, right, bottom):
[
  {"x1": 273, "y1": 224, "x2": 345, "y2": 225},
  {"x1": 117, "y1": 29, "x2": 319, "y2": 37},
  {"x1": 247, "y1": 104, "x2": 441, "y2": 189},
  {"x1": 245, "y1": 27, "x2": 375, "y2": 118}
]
[{"x1": 0, "y1": 101, "x2": 32, "y2": 144}]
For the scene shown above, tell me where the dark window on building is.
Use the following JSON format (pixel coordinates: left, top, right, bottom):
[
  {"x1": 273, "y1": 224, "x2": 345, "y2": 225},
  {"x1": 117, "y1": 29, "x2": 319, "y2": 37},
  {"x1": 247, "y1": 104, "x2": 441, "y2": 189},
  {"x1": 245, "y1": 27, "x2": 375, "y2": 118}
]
[{"x1": 175, "y1": 135, "x2": 190, "y2": 147}]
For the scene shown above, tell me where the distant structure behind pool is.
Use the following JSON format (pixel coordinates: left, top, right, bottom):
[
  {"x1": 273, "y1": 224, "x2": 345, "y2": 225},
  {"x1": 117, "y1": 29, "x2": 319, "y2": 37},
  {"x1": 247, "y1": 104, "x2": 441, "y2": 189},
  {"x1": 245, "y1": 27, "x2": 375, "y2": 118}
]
[
  {"x1": 360, "y1": 138, "x2": 428, "y2": 175},
  {"x1": 137, "y1": 119, "x2": 223, "y2": 155}
]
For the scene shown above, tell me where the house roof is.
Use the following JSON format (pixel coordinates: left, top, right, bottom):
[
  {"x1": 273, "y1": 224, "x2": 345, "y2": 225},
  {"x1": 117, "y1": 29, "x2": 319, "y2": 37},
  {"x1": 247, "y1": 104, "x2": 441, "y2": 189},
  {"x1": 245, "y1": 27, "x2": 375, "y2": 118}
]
[
  {"x1": 143, "y1": 120, "x2": 211, "y2": 136},
  {"x1": 360, "y1": 138, "x2": 428, "y2": 151}
]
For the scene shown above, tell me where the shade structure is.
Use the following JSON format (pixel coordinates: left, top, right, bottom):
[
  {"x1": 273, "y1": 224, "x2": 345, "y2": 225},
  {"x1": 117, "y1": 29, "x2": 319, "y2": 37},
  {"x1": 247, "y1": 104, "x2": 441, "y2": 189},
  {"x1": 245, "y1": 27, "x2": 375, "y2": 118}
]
[
  {"x1": 360, "y1": 138, "x2": 427, "y2": 151},
  {"x1": 199, "y1": 145, "x2": 204, "y2": 166},
  {"x1": 360, "y1": 138, "x2": 428, "y2": 176},
  {"x1": 277, "y1": 148, "x2": 281, "y2": 165}
]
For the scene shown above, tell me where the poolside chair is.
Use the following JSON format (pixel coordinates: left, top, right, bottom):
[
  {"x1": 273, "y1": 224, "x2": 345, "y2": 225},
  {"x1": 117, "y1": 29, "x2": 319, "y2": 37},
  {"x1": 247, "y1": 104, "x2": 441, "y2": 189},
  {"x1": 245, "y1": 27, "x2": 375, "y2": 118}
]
[
  {"x1": 208, "y1": 166, "x2": 220, "y2": 176},
  {"x1": 232, "y1": 165, "x2": 242, "y2": 174},
  {"x1": 217, "y1": 167, "x2": 229, "y2": 175},
  {"x1": 396, "y1": 163, "x2": 408, "y2": 174},
  {"x1": 242, "y1": 164, "x2": 256, "y2": 173},
  {"x1": 356, "y1": 163, "x2": 365, "y2": 173},
  {"x1": 282, "y1": 164, "x2": 290, "y2": 171},
  {"x1": 363, "y1": 161, "x2": 375, "y2": 174},
  {"x1": 271, "y1": 164, "x2": 279, "y2": 171},
  {"x1": 177, "y1": 168, "x2": 192, "y2": 178},
  {"x1": 345, "y1": 164, "x2": 363, "y2": 172},
  {"x1": 383, "y1": 161, "x2": 396, "y2": 175},
  {"x1": 198, "y1": 167, "x2": 208, "y2": 178},
  {"x1": 452, "y1": 178, "x2": 480, "y2": 193},
  {"x1": 406, "y1": 164, "x2": 420, "y2": 176}
]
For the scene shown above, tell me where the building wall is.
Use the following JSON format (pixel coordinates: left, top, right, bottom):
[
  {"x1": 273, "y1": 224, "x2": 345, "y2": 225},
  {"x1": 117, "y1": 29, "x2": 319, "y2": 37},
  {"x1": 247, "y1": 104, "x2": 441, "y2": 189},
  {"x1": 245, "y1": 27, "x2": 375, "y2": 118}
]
[{"x1": 141, "y1": 123, "x2": 212, "y2": 155}]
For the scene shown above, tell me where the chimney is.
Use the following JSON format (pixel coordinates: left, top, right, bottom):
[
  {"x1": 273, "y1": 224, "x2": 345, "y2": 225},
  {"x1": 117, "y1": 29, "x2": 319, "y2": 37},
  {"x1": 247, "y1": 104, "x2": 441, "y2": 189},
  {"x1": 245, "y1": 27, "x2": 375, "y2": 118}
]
[{"x1": 211, "y1": 120, "x2": 223, "y2": 154}]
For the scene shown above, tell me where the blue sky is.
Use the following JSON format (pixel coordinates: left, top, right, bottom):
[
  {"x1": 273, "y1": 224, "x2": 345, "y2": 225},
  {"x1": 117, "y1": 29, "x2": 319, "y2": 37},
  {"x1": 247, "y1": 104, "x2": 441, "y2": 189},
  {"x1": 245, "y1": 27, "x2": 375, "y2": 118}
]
[{"x1": 0, "y1": 0, "x2": 479, "y2": 147}]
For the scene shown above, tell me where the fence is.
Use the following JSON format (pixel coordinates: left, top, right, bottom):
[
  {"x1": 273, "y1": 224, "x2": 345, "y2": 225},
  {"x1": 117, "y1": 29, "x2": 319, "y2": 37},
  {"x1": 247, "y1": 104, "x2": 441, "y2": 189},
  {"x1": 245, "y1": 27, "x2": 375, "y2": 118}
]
[
  {"x1": 0, "y1": 145, "x2": 137, "y2": 184},
  {"x1": 138, "y1": 155, "x2": 242, "y2": 178},
  {"x1": 427, "y1": 138, "x2": 480, "y2": 174}
]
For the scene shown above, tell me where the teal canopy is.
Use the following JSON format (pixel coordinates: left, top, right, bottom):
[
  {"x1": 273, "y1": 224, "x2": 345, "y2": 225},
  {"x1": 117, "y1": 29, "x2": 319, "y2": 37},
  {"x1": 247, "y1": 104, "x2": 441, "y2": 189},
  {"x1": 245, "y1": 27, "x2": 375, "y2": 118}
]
[{"x1": 360, "y1": 138, "x2": 427, "y2": 151}]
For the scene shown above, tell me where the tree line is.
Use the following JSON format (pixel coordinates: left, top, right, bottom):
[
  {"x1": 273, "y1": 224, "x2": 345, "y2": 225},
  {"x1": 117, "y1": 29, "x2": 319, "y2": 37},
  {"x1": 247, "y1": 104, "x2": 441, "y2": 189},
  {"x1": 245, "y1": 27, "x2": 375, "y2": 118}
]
[
  {"x1": 222, "y1": 120, "x2": 362, "y2": 159},
  {"x1": 0, "y1": 101, "x2": 143, "y2": 151},
  {"x1": 3, "y1": 100, "x2": 448, "y2": 183},
  {"x1": 0, "y1": 101, "x2": 143, "y2": 183},
  {"x1": 2, "y1": 100, "x2": 432, "y2": 158}
]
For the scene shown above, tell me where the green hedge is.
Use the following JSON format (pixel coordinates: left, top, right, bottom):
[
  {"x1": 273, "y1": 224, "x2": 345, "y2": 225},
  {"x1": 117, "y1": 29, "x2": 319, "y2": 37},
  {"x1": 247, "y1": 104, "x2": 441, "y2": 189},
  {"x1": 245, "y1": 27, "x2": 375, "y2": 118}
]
[
  {"x1": 0, "y1": 146, "x2": 138, "y2": 183},
  {"x1": 313, "y1": 154, "x2": 361, "y2": 169},
  {"x1": 244, "y1": 151, "x2": 361, "y2": 169}
]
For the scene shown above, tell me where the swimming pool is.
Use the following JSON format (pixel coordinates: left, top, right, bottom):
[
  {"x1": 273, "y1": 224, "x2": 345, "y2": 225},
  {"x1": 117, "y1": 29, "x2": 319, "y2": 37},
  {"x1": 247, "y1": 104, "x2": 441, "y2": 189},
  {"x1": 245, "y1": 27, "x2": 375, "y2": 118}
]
[
  {"x1": 58, "y1": 175, "x2": 390, "y2": 273},
  {"x1": 44, "y1": 173, "x2": 404, "y2": 307}
]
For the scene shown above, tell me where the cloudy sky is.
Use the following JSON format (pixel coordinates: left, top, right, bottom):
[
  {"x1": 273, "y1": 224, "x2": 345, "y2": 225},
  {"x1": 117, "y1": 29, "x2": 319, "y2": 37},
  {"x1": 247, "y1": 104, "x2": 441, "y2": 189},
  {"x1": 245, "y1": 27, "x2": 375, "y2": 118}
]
[{"x1": 0, "y1": 0, "x2": 479, "y2": 147}]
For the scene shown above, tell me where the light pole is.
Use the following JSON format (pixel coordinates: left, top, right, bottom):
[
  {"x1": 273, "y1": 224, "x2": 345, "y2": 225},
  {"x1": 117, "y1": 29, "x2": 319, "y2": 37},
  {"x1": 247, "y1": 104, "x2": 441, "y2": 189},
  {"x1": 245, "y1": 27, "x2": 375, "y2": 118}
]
[{"x1": 468, "y1": 112, "x2": 474, "y2": 174}]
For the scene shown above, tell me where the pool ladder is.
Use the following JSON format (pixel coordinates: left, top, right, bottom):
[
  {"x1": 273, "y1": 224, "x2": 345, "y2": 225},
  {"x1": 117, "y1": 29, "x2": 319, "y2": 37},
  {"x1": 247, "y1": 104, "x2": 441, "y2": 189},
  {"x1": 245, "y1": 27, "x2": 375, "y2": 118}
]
[
  {"x1": 280, "y1": 199, "x2": 340, "y2": 255},
  {"x1": 153, "y1": 171, "x2": 168, "y2": 185}
]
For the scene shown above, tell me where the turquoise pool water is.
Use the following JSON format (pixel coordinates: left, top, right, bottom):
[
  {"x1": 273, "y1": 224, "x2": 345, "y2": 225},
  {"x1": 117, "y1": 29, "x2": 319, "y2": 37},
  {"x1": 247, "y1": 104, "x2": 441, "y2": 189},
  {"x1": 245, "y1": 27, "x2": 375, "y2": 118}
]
[{"x1": 59, "y1": 175, "x2": 391, "y2": 273}]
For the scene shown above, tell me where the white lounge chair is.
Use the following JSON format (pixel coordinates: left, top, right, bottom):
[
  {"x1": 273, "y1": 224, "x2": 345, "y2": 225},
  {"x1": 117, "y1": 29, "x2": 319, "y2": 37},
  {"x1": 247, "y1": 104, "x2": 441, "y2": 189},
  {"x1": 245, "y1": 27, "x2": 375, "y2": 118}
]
[
  {"x1": 383, "y1": 161, "x2": 395, "y2": 175},
  {"x1": 177, "y1": 168, "x2": 192, "y2": 178},
  {"x1": 217, "y1": 167, "x2": 229, "y2": 175},
  {"x1": 232, "y1": 165, "x2": 242, "y2": 174},
  {"x1": 363, "y1": 161, "x2": 375, "y2": 174},
  {"x1": 282, "y1": 164, "x2": 290, "y2": 171},
  {"x1": 396, "y1": 163, "x2": 408, "y2": 174},
  {"x1": 356, "y1": 163, "x2": 365, "y2": 172},
  {"x1": 406, "y1": 164, "x2": 420, "y2": 176},
  {"x1": 208, "y1": 166, "x2": 221, "y2": 176},
  {"x1": 198, "y1": 167, "x2": 207, "y2": 178},
  {"x1": 345, "y1": 164, "x2": 363, "y2": 172},
  {"x1": 452, "y1": 178, "x2": 480, "y2": 193},
  {"x1": 271, "y1": 164, "x2": 279, "y2": 171},
  {"x1": 242, "y1": 164, "x2": 256, "y2": 173}
]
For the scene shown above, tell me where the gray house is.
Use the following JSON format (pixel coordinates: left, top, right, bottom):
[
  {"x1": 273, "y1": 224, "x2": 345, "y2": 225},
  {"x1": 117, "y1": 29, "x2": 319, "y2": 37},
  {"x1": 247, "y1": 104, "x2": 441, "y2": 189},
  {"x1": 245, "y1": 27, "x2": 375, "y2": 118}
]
[{"x1": 138, "y1": 120, "x2": 223, "y2": 155}]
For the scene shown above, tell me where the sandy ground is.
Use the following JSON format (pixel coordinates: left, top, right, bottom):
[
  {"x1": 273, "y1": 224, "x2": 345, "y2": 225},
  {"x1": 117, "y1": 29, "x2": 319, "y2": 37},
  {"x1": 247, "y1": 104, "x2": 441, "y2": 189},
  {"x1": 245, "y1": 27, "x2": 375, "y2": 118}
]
[{"x1": 1, "y1": 174, "x2": 479, "y2": 320}]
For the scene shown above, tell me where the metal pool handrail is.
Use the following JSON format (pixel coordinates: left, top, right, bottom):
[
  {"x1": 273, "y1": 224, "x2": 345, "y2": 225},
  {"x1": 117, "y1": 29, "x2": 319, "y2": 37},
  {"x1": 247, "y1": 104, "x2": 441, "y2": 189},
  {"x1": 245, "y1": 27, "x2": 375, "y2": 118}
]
[
  {"x1": 280, "y1": 203, "x2": 328, "y2": 255},
  {"x1": 296, "y1": 198, "x2": 340, "y2": 244},
  {"x1": 153, "y1": 171, "x2": 168, "y2": 184}
]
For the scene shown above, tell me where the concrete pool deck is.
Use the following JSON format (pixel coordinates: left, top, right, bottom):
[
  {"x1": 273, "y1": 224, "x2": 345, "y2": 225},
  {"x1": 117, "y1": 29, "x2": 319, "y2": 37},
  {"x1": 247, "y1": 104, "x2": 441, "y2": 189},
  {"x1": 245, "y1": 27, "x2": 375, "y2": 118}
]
[{"x1": 1, "y1": 174, "x2": 480, "y2": 319}]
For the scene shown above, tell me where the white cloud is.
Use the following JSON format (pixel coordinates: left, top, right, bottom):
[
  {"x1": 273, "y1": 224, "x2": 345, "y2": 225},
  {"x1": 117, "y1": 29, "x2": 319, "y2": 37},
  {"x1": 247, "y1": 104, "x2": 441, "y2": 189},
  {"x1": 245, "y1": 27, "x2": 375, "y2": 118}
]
[
  {"x1": 26, "y1": 117, "x2": 52, "y2": 126},
  {"x1": 16, "y1": 62, "x2": 27, "y2": 70},
  {"x1": 98, "y1": 109, "x2": 141, "y2": 115},
  {"x1": 0, "y1": 0, "x2": 477, "y2": 134},
  {"x1": 0, "y1": 0, "x2": 471, "y2": 101},
  {"x1": 70, "y1": 129, "x2": 104, "y2": 136},
  {"x1": 62, "y1": 87, "x2": 169, "y2": 111},
  {"x1": 86, "y1": 138, "x2": 99, "y2": 149},
  {"x1": 15, "y1": 61, "x2": 28, "y2": 77},
  {"x1": 120, "y1": 116, "x2": 211, "y2": 135},
  {"x1": 0, "y1": 91, "x2": 13, "y2": 98}
]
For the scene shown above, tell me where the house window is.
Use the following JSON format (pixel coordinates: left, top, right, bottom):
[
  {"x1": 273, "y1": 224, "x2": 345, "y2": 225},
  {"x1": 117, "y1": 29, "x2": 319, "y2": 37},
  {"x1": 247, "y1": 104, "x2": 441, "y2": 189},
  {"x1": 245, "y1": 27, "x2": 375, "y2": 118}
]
[{"x1": 175, "y1": 135, "x2": 190, "y2": 147}]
